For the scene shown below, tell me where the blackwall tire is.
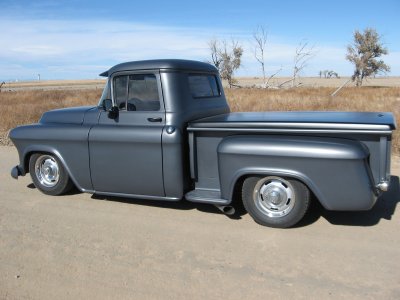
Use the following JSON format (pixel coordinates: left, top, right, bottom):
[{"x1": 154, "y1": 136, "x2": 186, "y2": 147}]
[
  {"x1": 242, "y1": 176, "x2": 310, "y2": 228},
  {"x1": 29, "y1": 153, "x2": 74, "y2": 196}
]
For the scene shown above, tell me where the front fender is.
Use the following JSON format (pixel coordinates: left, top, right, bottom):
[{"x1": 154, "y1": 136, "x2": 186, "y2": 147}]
[
  {"x1": 217, "y1": 135, "x2": 377, "y2": 211},
  {"x1": 10, "y1": 123, "x2": 93, "y2": 192},
  {"x1": 20, "y1": 145, "x2": 87, "y2": 191}
]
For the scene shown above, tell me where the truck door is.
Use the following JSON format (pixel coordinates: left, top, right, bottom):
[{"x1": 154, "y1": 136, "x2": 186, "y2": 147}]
[{"x1": 89, "y1": 71, "x2": 165, "y2": 196}]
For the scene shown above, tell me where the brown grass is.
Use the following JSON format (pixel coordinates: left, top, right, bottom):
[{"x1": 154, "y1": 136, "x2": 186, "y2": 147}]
[
  {"x1": 0, "y1": 89, "x2": 101, "y2": 132},
  {"x1": 0, "y1": 87, "x2": 399, "y2": 153},
  {"x1": 233, "y1": 76, "x2": 400, "y2": 88},
  {"x1": 4, "y1": 79, "x2": 105, "y2": 89}
]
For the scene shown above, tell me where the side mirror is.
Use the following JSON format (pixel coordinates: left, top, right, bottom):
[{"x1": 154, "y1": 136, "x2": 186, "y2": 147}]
[
  {"x1": 108, "y1": 106, "x2": 119, "y2": 119},
  {"x1": 102, "y1": 99, "x2": 113, "y2": 111},
  {"x1": 102, "y1": 99, "x2": 118, "y2": 119}
]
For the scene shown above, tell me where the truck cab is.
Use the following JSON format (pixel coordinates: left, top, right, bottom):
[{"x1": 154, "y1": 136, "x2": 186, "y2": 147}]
[{"x1": 92, "y1": 60, "x2": 230, "y2": 200}]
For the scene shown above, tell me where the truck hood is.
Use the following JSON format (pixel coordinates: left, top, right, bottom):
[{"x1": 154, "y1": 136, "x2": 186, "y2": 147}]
[
  {"x1": 40, "y1": 106, "x2": 97, "y2": 125},
  {"x1": 190, "y1": 111, "x2": 397, "y2": 131}
]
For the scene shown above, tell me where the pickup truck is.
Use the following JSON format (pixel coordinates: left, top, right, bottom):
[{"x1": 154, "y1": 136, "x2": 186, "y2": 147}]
[{"x1": 10, "y1": 59, "x2": 396, "y2": 228}]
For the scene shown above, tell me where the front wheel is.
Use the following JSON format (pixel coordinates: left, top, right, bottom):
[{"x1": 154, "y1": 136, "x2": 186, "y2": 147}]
[
  {"x1": 242, "y1": 176, "x2": 310, "y2": 228},
  {"x1": 29, "y1": 153, "x2": 74, "y2": 196}
]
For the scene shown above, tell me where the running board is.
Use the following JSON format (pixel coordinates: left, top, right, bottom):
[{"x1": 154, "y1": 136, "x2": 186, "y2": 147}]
[{"x1": 185, "y1": 189, "x2": 230, "y2": 205}]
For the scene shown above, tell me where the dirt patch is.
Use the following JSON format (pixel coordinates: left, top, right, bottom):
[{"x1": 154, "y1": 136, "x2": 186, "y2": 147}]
[{"x1": 0, "y1": 131, "x2": 11, "y2": 146}]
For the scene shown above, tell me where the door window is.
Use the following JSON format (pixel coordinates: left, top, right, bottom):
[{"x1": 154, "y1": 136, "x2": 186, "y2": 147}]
[
  {"x1": 113, "y1": 74, "x2": 160, "y2": 111},
  {"x1": 114, "y1": 75, "x2": 128, "y2": 109}
]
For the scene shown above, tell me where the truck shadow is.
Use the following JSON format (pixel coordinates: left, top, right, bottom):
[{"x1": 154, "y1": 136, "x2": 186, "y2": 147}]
[
  {"x1": 298, "y1": 176, "x2": 400, "y2": 227},
  {"x1": 31, "y1": 176, "x2": 398, "y2": 226},
  {"x1": 90, "y1": 194, "x2": 245, "y2": 220},
  {"x1": 88, "y1": 175, "x2": 400, "y2": 226}
]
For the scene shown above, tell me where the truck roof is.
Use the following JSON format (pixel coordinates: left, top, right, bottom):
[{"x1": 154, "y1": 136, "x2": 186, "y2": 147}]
[{"x1": 100, "y1": 59, "x2": 217, "y2": 77}]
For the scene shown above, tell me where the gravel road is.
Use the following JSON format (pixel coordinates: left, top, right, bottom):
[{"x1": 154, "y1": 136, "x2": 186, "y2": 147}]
[{"x1": 1, "y1": 146, "x2": 399, "y2": 299}]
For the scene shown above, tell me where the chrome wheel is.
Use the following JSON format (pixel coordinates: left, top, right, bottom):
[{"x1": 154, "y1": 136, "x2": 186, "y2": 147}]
[
  {"x1": 253, "y1": 176, "x2": 295, "y2": 218},
  {"x1": 34, "y1": 155, "x2": 60, "y2": 188}
]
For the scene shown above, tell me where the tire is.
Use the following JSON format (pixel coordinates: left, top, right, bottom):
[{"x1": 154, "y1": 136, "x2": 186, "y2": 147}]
[
  {"x1": 29, "y1": 153, "x2": 74, "y2": 196},
  {"x1": 242, "y1": 176, "x2": 310, "y2": 228}
]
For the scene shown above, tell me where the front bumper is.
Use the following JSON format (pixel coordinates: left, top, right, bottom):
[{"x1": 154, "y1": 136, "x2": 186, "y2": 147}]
[{"x1": 10, "y1": 165, "x2": 23, "y2": 179}]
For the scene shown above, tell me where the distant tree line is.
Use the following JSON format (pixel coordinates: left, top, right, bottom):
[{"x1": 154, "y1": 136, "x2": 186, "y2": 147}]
[{"x1": 319, "y1": 70, "x2": 339, "y2": 79}]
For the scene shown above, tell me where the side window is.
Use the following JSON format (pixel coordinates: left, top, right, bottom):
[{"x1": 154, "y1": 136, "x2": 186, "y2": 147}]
[{"x1": 188, "y1": 74, "x2": 221, "y2": 98}]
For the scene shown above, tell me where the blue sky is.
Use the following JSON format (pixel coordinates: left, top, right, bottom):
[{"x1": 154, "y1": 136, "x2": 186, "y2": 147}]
[{"x1": 0, "y1": 0, "x2": 399, "y2": 80}]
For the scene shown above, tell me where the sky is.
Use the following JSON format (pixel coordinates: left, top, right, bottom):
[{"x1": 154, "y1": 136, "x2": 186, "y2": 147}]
[{"x1": 0, "y1": 0, "x2": 399, "y2": 81}]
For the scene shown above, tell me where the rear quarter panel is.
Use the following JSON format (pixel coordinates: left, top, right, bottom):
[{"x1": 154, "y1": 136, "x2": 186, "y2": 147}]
[{"x1": 190, "y1": 132, "x2": 378, "y2": 210}]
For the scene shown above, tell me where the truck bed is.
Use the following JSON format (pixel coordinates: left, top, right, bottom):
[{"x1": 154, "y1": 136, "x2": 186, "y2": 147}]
[{"x1": 187, "y1": 111, "x2": 395, "y2": 208}]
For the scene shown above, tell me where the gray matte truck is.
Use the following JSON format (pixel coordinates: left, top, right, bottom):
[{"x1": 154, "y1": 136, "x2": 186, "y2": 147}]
[{"x1": 10, "y1": 59, "x2": 396, "y2": 228}]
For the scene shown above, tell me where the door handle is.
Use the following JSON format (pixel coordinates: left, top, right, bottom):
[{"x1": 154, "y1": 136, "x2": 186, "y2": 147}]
[{"x1": 147, "y1": 117, "x2": 162, "y2": 122}]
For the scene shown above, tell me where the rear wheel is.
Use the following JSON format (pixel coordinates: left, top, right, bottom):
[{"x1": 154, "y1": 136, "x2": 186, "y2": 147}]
[
  {"x1": 242, "y1": 176, "x2": 310, "y2": 228},
  {"x1": 29, "y1": 153, "x2": 74, "y2": 196}
]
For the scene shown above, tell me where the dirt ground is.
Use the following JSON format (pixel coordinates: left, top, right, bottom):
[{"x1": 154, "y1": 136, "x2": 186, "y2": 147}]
[{"x1": 1, "y1": 146, "x2": 399, "y2": 299}]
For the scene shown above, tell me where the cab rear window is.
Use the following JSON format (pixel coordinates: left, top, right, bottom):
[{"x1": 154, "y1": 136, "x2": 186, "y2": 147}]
[{"x1": 188, "y1": 74, "x2": 221, "y2": 98}]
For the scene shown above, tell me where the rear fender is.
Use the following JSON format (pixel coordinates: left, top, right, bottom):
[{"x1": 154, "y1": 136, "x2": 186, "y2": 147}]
[{"x1": 217, "y1": 135, "x2": 376, "y2": 211}]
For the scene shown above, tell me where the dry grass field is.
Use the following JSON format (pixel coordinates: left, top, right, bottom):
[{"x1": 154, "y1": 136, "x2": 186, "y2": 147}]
[
  {"x1": 0, "y1": 81, "x2": 399, "y2": 154},
  {"x1": 2, "y1": 79, "x2": 105, "y2": 91},
  {"x1": 226, "y1": 87, "x2": 399, "y2": 153},
  {"x1": 235, "y1": 76, "x2": 400, "y2": 88},
  {"x1": 0, "y1": 89, "x2": 102, "y2": 145},
  {"x1": 225, "y1": 87, "x2": 400, "y2": 153}
]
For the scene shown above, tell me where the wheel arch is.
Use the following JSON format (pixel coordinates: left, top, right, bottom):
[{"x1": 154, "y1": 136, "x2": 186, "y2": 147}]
[
  {"x1": 228, "y1": 168, "x2": 322, "y2": 207},
  {"x1": 22, "y1": 146, "x2": 83, "y2": 191}
]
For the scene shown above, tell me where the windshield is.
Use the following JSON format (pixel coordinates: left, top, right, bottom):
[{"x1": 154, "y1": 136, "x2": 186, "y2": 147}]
[{"x1": 98, "y1": 78, "x2": 111, "y2": 107}]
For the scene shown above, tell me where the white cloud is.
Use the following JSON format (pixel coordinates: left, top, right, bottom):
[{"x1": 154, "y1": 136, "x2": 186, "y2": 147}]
[
  {"x1": 11, "y1": 45, "x2": 66, "y2": 57},
  {"x1": 1, "y1": 18, "x2": 220, "y2": 79},
  {"x1": 0, "y1": 18, "x2": 398, "y2": 80}
]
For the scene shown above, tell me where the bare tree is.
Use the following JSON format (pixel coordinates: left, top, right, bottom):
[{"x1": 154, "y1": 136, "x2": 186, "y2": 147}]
[
  {"x1": 208, "y1": 39, "x2": 222, "y2": 73},
  {"x1": 0, "y1": 81, "x2": 5, "y2": 93},
  {"x1": 291, "y1": 40, "x2": 315, "y2": 87},
  {"x1": 278, "y1": 41, "x2": 314, "y2": 88},
  {"x1": 253, "y1": 25, "x2": 268, "y2": 86},
  {"x1": 265, "y1": 66, "x2": 282, "y2": 87},
  {"x1": 346, "y1": 28, "x2": 390, "y2": 86},
  {"x1": 252, "y1": 26, "x2": 283, "y2": 88}
]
